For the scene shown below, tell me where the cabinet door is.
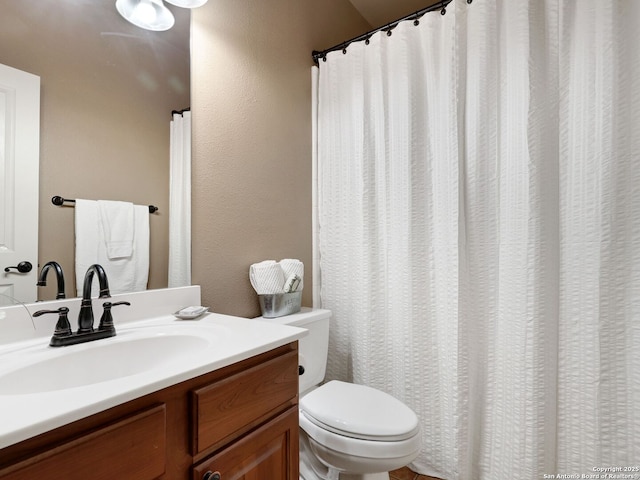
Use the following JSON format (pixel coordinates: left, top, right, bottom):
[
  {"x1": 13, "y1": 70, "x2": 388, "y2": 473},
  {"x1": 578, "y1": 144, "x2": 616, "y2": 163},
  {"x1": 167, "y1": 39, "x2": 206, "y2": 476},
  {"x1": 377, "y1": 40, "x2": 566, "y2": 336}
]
[
  {"x1": 0, "y1": 405, "x2": 166, "y2": 480},
  {"x1": 193, "y1": 407, "x2": 299, "y2": 480}
]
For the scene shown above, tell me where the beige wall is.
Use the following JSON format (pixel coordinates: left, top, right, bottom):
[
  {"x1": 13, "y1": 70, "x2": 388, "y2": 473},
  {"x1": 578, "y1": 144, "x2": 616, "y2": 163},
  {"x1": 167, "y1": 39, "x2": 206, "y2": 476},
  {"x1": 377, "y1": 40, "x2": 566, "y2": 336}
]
[
  {"x1": 191, "y1": 1, "x2": 370, "y2": 317},
  {"x1": 0, "y1": 1, "x2": 190, "y2": 299}
]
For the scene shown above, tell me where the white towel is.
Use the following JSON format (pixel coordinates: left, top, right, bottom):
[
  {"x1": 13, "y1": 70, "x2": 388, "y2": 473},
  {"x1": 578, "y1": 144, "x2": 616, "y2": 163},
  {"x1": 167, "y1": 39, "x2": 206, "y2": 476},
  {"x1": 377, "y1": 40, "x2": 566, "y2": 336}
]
[
  {"x1": 98, "y1": 200, "x2": 134, "y2": 259},
  {"x1": 75, "y1": 200, "x2": 149, "y2": 296},
  {"x1": 283, "y1": 273, "x2": 301, "y2": 293},
  {"x1": 279, "y1": 259, "x2": 304, "y2": 291},
  {"x1": 249, "y1": 260, "x2": 286, "y2": 294}
]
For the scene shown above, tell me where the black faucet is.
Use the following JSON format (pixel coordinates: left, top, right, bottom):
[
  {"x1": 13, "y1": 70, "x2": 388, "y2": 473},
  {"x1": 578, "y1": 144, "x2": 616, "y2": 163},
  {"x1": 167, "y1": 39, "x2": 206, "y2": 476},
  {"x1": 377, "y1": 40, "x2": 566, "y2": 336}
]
[
  {"x1": 37, "y1": 261, "x2": 66, "y2": 299},
  {"x1": 78, "y1": 264, "x2": 111, "y2": 333},
  {"x1": 34, "y1": 264, "x2": 129, "y2": 347}
]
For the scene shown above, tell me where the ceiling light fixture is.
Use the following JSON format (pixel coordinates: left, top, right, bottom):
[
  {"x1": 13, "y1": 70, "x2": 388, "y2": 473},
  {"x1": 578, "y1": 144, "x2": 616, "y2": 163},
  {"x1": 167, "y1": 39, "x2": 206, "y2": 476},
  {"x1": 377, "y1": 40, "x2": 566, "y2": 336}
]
[
  {"x1": 164, "y1": 0, "x2": 208, "y2": 7},
  {"x1": 115, "y1": 0, "x2": 176, "y2": 32}
]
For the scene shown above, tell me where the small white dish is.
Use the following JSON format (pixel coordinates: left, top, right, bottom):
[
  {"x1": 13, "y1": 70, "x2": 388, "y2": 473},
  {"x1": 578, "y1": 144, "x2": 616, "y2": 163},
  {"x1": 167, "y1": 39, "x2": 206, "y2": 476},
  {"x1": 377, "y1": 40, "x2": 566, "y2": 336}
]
[{"x1": 173, "y1": 306, "x2": 209, "y2": 320}]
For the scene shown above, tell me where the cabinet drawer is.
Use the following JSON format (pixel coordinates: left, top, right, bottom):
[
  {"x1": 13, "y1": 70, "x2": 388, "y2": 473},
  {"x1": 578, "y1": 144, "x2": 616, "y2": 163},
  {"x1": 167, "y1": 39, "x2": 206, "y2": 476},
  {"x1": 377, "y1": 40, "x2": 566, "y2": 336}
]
[
  {"x1": 0, "y1": 404, "x2": 166, "y2": 480},
  {"x1": 192, "y1": 349, "x2": 298, "y2": 455},
  {"x1": 192, "y1": 406, "x2": 299, "y2": 480}
]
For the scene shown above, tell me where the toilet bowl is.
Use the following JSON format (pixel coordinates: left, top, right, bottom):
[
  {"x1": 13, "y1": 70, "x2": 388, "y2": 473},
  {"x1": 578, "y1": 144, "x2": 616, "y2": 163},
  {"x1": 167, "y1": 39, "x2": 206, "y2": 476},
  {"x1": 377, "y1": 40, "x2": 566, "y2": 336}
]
[
  {"x1": 300, "y1": 380, "x2": 421, "y2": 479},
  {"x1": 257, "y1": 308, "x2": 421, "y2": 480}
]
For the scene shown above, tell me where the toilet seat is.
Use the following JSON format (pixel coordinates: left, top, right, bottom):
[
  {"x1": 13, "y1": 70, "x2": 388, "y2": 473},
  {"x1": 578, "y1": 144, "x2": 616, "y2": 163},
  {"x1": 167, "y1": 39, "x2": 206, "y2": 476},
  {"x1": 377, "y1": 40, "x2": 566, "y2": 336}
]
[
  {"x1": 299, "y1": 381, "x2": 421, "y2": 460},
  {"x1": 300, "y1": 380, "x2": 420, "y2": 441},
  {"x1": 300, "y1": 410, "x2": 421, "y2": 460}
]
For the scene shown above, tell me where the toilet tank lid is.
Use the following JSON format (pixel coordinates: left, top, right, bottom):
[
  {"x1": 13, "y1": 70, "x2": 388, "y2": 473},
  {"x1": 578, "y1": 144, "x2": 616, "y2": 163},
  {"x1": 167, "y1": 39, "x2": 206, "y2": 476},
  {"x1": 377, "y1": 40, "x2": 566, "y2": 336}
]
[
  {"x1": 255, "y1": 307, "x2": 331, "y2": 327},
  {"x1": 300, "y1": 380, "x2": 420, "y2": 441}
]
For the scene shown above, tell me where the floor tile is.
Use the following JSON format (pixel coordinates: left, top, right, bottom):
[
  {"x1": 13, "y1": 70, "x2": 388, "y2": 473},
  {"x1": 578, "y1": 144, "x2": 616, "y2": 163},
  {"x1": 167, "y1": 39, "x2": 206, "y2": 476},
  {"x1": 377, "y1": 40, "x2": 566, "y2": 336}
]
[
  {"x1": 389, "y1": 466, "x2": 417, "y2": 480},
  {"x1": 389, "y1": 466, "x2": 443, "y2": 480}
]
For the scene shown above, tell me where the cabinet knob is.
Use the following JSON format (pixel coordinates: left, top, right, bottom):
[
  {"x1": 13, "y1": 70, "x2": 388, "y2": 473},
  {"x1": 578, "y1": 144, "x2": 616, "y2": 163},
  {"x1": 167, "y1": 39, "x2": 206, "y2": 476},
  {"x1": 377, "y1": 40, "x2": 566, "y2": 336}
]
[{"x1": 203, "y1": 471, "x2": 221, "y2": 480}]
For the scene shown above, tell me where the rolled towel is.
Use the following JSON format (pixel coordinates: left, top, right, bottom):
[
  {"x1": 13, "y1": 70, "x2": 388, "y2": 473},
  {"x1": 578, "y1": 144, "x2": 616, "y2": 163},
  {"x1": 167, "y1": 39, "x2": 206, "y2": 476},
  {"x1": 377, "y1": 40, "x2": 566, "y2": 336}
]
[
  {"x1": 249, "y1": 260, "x2": 275, "y2": 291},
  {"x1": 280, "y1": 259, "x2": 304, "y2": 291},
  {"x1": 249, "y1": 260, "x2": 286, "y2": 294}
]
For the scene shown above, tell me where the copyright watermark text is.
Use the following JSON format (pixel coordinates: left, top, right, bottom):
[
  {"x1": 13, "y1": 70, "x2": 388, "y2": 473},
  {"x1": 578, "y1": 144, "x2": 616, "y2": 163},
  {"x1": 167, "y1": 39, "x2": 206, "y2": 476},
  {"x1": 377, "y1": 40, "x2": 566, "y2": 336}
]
[{"x1": 542, "y1": 466, "x2": 640, "y2": 480}]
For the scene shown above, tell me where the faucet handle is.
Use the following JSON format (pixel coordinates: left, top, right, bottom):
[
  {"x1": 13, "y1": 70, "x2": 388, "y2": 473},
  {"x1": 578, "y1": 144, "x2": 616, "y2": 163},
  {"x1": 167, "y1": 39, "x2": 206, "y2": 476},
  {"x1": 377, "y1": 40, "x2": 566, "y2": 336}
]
[
  {"x1": 34, "y1": 307, "x2": 72, "y2": 340},
  {"x1": 98, "y1": 301, "x2": 131, "y2": 333}
]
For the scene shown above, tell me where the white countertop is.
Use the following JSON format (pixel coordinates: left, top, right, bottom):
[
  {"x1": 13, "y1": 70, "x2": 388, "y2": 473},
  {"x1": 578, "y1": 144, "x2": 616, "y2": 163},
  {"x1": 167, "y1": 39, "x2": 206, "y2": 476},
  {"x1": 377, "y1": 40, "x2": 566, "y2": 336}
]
[{"x1": 0, "y1": 288, "x2": 307, "y2": 450}]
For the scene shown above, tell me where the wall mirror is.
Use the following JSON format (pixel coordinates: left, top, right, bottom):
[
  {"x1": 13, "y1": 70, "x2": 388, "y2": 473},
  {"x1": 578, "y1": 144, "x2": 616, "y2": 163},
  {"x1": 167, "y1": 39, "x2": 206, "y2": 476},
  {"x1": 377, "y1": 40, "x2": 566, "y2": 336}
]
[{"x1": 0, "y1": 0, "x2": 190, "y2": 303}]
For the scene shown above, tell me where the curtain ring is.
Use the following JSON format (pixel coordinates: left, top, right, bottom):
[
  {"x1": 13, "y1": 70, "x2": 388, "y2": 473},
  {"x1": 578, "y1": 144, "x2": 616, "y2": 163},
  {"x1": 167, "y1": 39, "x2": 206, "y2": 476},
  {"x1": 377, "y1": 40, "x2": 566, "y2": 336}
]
[
  {"x1": 413, "y1": 11, "x2": 420, "y2": 26},
  {"x1": 384, "y1": 23, "x2": 397, "y2": 36},
  {"x1": 440, "y1": 0, "x2": 447, "y2": 15},
  {"x1": 365, "y1": 36, "x2": 371, "y2": 45}
]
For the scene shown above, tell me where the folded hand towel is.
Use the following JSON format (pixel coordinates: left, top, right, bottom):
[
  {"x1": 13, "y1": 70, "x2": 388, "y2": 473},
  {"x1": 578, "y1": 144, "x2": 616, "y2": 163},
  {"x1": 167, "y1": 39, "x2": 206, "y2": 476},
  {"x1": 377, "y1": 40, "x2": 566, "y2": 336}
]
[
  {"x1": 97, "y1": 200, "x2": 134, "y2": 259},
  {"x1": 249, "y1": 260, "x2": 286, "y2": 294},
  {"x1": 76, "y1": 200, "x2": 149, "y2": 296},
  {"x1": 279, "y1": 259, "x2": 304, "y2": 292}
]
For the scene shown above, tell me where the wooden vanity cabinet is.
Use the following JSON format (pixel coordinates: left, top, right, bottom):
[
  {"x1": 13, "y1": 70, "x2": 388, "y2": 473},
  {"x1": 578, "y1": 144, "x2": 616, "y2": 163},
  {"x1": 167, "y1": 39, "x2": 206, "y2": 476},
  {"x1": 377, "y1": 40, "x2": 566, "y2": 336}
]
[{"x1": 0, "y1": 342, "x2": 299, "y2": 480}]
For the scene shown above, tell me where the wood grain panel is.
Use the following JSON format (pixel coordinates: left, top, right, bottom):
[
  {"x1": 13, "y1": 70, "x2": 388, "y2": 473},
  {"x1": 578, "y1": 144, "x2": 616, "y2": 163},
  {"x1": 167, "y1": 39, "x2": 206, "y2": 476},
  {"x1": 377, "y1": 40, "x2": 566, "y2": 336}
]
[
  {"x1": 192, "y1": 407, "x2": 299, "y2": 480},
  {"x1": 0, "y1": 404, "x2": 166, "y2": 480},
  {"x1": 192, "y1": 350, "x2": 298, "y2": 455}
]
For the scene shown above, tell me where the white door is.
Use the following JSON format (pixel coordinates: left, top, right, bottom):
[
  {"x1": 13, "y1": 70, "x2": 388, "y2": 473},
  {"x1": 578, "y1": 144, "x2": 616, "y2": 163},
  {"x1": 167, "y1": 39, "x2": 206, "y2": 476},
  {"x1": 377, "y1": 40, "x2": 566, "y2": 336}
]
[{"x1": 0, "y1": 63, "x2": 40, "y2": 304}]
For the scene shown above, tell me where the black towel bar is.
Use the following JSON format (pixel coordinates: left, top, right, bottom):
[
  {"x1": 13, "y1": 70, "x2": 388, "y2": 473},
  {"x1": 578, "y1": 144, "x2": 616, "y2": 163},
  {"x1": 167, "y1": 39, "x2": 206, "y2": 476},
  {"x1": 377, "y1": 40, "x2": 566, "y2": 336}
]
[{"x1": 51, "y1": 196, "x2": 158, "y2": 213}]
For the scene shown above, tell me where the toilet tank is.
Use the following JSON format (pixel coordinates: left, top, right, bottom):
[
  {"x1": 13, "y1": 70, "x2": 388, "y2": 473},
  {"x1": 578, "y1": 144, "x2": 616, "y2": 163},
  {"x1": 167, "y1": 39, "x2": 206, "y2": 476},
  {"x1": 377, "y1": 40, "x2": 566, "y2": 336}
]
[{"x1": 255, "y1": 307, "x2": 330, "y2": 394}]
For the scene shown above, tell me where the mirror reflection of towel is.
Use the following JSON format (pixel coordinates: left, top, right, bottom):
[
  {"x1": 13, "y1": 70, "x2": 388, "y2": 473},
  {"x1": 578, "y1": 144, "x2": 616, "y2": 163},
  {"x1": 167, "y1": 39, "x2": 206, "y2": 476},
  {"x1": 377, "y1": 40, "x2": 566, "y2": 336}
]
[
  {"x1": 97, "y1": 200, "x2": 134, "y2": 259},
  {"x1": 75, "y1": 199, "x2": 149, "y2": 296}
]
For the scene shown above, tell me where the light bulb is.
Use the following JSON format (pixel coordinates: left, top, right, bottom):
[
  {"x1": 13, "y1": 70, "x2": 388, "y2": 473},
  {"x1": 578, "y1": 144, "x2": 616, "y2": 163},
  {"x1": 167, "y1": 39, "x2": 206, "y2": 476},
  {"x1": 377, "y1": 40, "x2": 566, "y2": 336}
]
[
  {"x1": 165, "y1": 0, "x2": 208, "y2": 8},
  {"x1": 115, "y1": 0, "x2": 175, "y2": 31},
  {"x1": 132, "y1": 1, "x2": 156, "y2": 25}
]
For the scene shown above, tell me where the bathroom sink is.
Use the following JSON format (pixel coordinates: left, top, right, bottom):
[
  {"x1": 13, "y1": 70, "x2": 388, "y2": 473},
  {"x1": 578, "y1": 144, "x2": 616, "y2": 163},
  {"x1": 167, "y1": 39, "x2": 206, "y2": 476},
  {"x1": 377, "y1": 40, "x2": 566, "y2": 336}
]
[
  {"x1": 0, "y1": 303, "x2": 308, "y2": 451},
  {"x1": 0, "y1": 327, "x2": 214, "y2": 395}
]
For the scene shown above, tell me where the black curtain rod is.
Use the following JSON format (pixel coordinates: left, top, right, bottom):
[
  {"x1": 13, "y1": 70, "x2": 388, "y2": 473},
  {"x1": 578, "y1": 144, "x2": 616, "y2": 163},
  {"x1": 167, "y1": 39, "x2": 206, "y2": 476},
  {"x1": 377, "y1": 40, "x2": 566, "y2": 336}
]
[
  {"x1": 312, "y1": 0, "x2": 458, "y2": 64},
  {"x1": 51, "y1": 196, "x2": 158, "y2": 214}
]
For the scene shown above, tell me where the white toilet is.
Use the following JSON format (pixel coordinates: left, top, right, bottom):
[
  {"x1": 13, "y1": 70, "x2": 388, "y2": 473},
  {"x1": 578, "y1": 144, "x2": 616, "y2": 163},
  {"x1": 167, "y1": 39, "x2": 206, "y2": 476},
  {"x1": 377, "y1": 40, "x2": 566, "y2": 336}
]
[{"x1": 258, "y1": 308, "x2": 421, "y2": 480}]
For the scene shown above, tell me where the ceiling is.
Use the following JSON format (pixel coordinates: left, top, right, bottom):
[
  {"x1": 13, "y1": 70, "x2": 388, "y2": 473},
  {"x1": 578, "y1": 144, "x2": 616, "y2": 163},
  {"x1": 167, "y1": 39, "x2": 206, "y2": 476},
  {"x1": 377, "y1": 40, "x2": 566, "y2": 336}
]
[{"x1": 349, "y1": 0, "x2": 442, "y2": 28}]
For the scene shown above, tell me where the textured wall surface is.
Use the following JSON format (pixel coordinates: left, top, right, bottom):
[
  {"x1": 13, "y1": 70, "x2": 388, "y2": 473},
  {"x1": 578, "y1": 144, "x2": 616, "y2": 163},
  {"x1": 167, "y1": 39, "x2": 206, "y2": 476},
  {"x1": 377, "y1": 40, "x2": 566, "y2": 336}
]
[{"x1": 191, "y1": 0, "x2": 370, "y2": 317}]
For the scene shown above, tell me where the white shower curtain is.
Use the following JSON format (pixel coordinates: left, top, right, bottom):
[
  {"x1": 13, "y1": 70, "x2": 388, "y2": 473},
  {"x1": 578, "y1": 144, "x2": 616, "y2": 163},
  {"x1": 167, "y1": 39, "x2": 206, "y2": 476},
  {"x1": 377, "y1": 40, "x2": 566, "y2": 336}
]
[
  {"x1": 314, "y1": 1, "x2": 640, "y2": 479},
  {"x1": 168, "y1": 110, "x2": 192, "y2": 287}
]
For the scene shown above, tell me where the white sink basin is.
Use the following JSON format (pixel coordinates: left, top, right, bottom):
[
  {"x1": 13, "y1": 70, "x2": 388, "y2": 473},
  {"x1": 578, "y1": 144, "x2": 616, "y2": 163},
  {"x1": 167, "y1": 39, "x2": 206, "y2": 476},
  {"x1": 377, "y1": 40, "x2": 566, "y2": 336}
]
[{"x1": 0, "y1": 327, "x2": 215, "y2": 395}]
